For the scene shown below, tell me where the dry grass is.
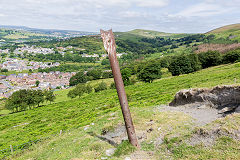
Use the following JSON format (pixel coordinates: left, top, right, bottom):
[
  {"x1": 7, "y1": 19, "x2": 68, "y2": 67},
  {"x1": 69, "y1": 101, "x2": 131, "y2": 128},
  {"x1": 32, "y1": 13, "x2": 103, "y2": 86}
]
[{"x1": 194, "y1": 43, "x2": 240, "y2": 53}]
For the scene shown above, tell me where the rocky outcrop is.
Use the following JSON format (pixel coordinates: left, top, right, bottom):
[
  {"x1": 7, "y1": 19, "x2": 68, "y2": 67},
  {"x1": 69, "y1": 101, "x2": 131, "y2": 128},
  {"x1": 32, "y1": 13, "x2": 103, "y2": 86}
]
[{"x1": 169, "y1": 85, "x2": 240, "y2": 113}]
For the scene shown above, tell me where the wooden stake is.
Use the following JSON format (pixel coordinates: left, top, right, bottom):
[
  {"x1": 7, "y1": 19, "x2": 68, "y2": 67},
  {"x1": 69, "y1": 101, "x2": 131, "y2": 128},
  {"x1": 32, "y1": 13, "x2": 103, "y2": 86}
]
[{"x1": 100, "y1": 29, "x2": 139, "y2": 148}]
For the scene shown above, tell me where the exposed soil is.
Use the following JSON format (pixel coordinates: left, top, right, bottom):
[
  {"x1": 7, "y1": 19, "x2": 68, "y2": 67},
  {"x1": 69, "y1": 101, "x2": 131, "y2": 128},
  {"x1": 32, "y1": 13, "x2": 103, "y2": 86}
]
[{"x1": 170, "y1": 85, "x2": 240, "y2": 114}]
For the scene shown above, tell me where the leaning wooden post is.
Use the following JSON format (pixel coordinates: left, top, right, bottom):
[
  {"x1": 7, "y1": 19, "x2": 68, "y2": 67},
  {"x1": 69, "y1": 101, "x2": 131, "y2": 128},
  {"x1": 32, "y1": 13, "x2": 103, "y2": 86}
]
[{"x1": 100, "y1": 29, "x2": 139, "y2": 148}]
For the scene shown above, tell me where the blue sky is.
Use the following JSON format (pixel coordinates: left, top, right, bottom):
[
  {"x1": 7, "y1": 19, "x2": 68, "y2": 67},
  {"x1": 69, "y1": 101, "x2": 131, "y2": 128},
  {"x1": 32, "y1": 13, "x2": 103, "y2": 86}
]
[{"x1": 0, "y1": 0, "x2": 239, "y2": 33}]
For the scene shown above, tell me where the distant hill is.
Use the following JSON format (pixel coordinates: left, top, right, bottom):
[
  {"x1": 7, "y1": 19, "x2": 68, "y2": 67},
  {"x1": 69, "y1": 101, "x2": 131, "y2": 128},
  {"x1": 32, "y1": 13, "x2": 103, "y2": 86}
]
[
  {"x1": 127, "y1": 29, "x2": 174, "y2": 38},
  {"x1": 0, "y1": 25, "x2": 97, "y2": 38},
  {"x1": 115, "y1": 29, "x2": 189, "y2": 43}
]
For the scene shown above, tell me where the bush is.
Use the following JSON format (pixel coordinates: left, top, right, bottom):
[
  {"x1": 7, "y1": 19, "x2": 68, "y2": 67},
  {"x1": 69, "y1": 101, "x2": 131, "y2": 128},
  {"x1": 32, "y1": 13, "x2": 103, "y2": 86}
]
[
  {"x1": 95, "y1": 82, "x2": 107, "y2": 92},
  {"x1": 137, "y1": 62, "x2": 162, "y2": 83},
  {"x1": 222, "y1": 50, "x2": 240, "y2": 64},
  {"x1": 198, "y1": 51, "x2": 222, "y2": 68}
]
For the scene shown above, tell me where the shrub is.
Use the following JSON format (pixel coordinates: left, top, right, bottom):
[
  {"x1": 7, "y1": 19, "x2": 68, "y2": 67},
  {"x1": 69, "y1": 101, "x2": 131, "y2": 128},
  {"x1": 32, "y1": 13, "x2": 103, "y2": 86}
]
[
  {"x1": 137, "y1": 62, "x2": 162, "y2": 83},
  {"x1": 198, "y1": 51, "x2": 222, "y2": 68},
  {"x1": 95, "y1": 82, "x2": 107, "y2": 92}
]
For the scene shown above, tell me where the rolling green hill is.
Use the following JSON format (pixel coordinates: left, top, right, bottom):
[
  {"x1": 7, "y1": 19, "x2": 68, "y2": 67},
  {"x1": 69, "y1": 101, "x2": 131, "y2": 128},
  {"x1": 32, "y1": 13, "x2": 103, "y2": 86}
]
[
  {"x1": 1, "y1": 62, "x2": 240, "y2": 159},
  {"x1": 115, "y1": 29, "x2": 189, "y2": 41}
]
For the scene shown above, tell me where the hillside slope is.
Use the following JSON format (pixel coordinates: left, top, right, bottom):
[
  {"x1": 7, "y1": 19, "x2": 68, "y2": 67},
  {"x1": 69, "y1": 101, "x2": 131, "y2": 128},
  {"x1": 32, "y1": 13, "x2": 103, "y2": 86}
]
[
  {"x1": 1, "y1": 63, "x2": 240, "y2": 159},
  {"x1": 206, "y1": 23, "x2": 240, "y2": 42},
  {"x1": 207, "y1": 23, "x2": 240, "y2": 34}
]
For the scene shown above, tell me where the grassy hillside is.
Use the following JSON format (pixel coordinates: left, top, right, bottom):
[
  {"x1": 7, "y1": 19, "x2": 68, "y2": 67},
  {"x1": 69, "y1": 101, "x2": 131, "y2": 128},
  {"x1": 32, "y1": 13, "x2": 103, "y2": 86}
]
[
  {"x1": 1, "y1": 62, "x2": 240, "y2": 159},
  {"x1": 115, "y1": 29, "x2": 189, "y2": 42},
  {"x1": 207, "y1": 24, "x2": 240, "y2": 34},
  {"x1": 206, "y1": 23, "x2": 240, "y2": 42}
]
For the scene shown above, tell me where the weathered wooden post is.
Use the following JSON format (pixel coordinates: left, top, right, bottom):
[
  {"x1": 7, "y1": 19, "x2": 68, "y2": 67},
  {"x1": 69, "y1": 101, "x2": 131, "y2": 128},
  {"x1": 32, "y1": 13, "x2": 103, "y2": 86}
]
[
  {"x1": 100, "y1": 29, "x2": 139, "y2": 148},
  {"x1": 10, "y1": 145, "x2": 13, "y2": 154}
]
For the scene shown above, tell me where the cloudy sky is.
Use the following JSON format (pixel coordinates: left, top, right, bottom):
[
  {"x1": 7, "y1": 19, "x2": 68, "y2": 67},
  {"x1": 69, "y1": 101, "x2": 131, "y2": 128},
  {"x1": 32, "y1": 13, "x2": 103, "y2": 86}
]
[{"x1": 0, "y1": 0, "x2": 239, "y2": 33}]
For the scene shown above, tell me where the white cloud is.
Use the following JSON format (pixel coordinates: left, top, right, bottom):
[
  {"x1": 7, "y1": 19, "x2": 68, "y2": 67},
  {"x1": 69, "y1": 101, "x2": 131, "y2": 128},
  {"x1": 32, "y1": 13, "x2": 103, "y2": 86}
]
[
  {"x1": 170, "y1": 3, "x2": 227, "y2": 18},
  {"x1": 136, "y1": 0, "x2": 169, "y2": 7}
]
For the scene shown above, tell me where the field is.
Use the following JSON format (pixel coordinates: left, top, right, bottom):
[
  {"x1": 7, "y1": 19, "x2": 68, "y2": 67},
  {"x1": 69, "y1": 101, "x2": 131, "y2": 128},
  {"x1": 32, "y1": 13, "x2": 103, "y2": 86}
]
[{"x1": 1, "y1": 62, "x2": 240, "y2": 159}]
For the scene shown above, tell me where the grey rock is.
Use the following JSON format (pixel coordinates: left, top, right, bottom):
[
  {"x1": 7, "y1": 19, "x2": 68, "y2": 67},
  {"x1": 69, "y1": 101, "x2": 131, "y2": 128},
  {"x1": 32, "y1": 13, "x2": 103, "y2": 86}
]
[
  {"x1": 235, "y1": 106, "x2": 240, "y2": 113},
  {"x1": 106, "y1": 148, "x2": 116, "y2": 156}
]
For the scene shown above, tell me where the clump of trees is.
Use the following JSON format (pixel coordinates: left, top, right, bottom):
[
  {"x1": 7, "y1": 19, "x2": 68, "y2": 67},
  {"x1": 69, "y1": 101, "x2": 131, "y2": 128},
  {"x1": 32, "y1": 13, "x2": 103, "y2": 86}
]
[
  {"x1": 198, "y1": 51, "x2": 222, "y2": 68},
  {"x1": 222, "y1": 49, "x2": 240, "y2": 64},
  {"x1": 137, "y1": 62, "x2": 162, "y2": 83},
  {"x1": 168, "y1": 54, "x2": 201, "y2": 76},
  {"x1": 87, "y1": 69, "x2": 102, "y2": 80},
  {"x1": 5, "y1": 90, "x2": 56, "y2": 112},
  {"x1": 69, "y1": 71, "x2": 88, "y2": 86},
  {"x1": 167, "y1": 49, "x2": 240, "y2": 76},
  {"x1": 69, "y1": 69, "x2": 112, "y2": 86}
]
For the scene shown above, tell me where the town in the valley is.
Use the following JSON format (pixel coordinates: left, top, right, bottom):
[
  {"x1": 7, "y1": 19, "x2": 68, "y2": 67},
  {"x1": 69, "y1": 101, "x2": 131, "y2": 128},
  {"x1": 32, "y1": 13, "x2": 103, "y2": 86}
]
[{"x1": 0, "y1": 44, "x2": 127, "y2": 98}]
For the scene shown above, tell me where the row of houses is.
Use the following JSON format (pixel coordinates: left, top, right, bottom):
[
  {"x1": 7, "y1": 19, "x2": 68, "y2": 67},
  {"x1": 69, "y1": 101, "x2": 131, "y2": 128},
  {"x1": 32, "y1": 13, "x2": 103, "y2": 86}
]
[
  {"x1": 14, "y1": 46, "x2": 55, "y2": 55},
  {"x1": 0, "y1": 58, "x2": 60, "y2": 71},
  {"x1": 0, "y1": 71, "x2": 76, "y2": 98}
]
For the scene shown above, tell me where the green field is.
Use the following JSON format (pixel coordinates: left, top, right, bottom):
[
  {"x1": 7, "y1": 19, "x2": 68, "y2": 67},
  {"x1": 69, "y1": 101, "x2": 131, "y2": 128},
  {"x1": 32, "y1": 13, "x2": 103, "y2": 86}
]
[{"x1": 0, "y1": 62, "x2": 240, "y2": 159}]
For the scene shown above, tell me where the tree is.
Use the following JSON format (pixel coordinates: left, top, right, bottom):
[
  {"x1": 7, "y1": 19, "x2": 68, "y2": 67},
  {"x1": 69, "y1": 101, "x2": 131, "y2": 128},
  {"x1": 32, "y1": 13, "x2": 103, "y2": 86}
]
[
  {"x1": 44, "y1": 90, "x2": 56, "y2": 104},
  {"x1": 33, "y1": 90, "x2": 45, "y2": 107},
  {"x1": 137, "y1": 62, "x2": 162, "y2": 83},
  {"x1": 69, "y1": 71, "x2": 87, "y2": 86},
  {"x1": 5, "y1": 89, "x2": 29, "y2": 112},
  {"x1": 121, "y1": 68, "x2": 132, "y2": 86},
  {"x1": 35, "y1": 80, "x2": 40, "y2": 87},
  {"x1": 168, "y1": 54, "x2": 200, "y2": 76},
  {"x1": 67, "y1": 84, "x2": 93, "y2": 98}
]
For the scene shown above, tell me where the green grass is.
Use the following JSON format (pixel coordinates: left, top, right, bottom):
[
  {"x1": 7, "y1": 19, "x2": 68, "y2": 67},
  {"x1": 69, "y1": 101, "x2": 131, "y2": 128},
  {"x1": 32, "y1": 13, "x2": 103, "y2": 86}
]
[
  {"x1": 113, "y1": 140, "x2": 136, "y2": 157},
  {"x1": 1, "y1": 62, "x2": 240, "y2": 159}
]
